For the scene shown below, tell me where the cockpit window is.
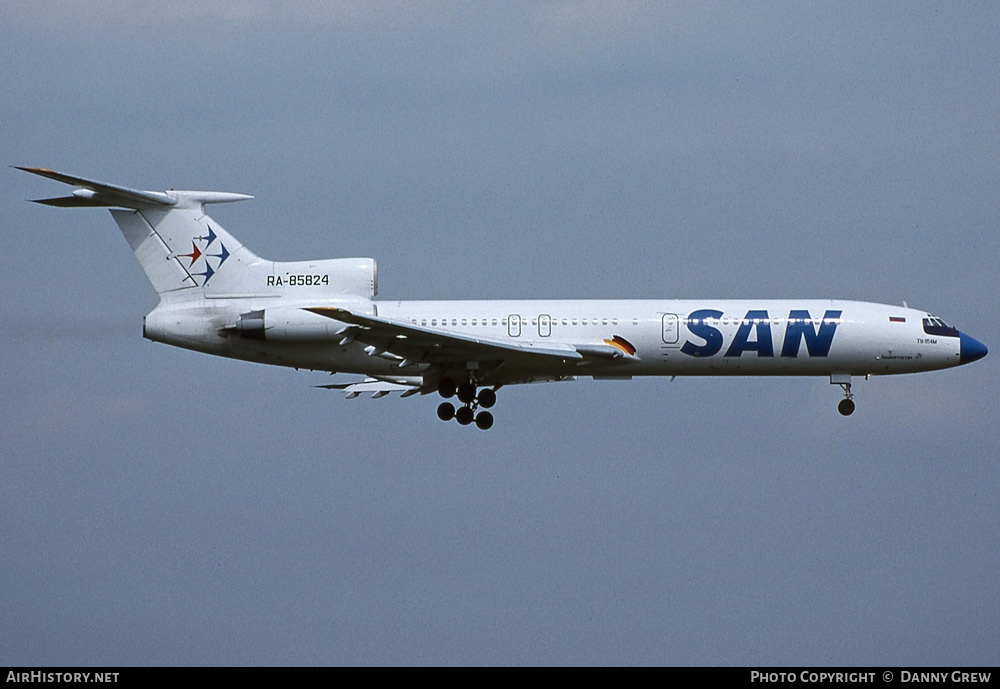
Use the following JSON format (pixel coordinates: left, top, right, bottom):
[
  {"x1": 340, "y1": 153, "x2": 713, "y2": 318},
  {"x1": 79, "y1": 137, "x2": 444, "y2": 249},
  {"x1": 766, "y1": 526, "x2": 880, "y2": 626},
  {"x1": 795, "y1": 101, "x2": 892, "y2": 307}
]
[{"x1": 923, "y1": 317, "x2": 959, "y2": 338}]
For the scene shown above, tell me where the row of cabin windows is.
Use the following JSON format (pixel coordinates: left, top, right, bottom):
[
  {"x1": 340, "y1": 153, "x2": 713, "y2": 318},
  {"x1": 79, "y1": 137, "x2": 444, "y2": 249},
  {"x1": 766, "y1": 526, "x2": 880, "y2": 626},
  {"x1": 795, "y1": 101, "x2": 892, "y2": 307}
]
[
  {"x1": 688, "y1": 317, "x2": 842, "y2": 326},
  {"x1": 411, "y1": 316, "x2": 839, "y2": 328},
  {"x1": 414, "y1": 317, "x2": 638, "y2": 327}
]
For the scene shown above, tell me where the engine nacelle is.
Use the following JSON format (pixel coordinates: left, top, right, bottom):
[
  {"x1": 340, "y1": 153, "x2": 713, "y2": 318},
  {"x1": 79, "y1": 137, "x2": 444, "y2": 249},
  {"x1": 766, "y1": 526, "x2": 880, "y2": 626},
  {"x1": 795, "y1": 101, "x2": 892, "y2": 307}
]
[{"x1": 234, "y1": 305, "x2": 368, "y2": 342}]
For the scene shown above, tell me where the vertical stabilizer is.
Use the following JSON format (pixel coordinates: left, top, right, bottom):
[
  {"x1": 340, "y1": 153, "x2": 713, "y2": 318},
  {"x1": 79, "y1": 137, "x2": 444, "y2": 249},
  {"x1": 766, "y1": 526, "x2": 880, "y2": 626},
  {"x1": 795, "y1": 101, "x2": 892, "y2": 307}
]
[
  {"x1": 19, "y1": 167, "x2": 263, "y2": 297},
  {"x1": 110, "y1": 203, "x2": 258, "y2": 296},
  {"x1": 20, "y1": 167, "x2": 375, "y2": 302}
]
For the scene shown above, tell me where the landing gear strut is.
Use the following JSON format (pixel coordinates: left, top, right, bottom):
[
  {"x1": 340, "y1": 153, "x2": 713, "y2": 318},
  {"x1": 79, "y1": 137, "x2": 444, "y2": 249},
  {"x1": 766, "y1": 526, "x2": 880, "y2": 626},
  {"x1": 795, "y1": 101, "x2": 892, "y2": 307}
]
[
  {"x1": 832, "y1": 374, "x2": 855, "y2": 416},
  {"x1": 437, "y1": 377, "x2": 496, "y2": 429}
]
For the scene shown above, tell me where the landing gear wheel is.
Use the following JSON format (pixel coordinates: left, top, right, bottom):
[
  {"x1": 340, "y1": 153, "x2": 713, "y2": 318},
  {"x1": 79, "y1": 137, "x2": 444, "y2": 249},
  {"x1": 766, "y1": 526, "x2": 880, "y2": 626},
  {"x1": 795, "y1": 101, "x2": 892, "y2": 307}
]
[
  {"x1": 437, "y1": 402, "x2": 456, "y2": 421},
  {"x1": 455, "y1": 406, "x2": 474, "y2": 425},
  {"x1": 457, "y1": 381, "x2": 477, "y2": 405},
  {"x1": 832, "y1": 376, "x2": 855, "y2": 417},
  {"x1": 475, "y1": 411, "x2": 494, "y2": 430},
  {"x1": 438, "y1": 378, "x2": 457, "y2": 399},
  {"x1": 477, "y1": 388, "x2": 496, "y2": 409}
]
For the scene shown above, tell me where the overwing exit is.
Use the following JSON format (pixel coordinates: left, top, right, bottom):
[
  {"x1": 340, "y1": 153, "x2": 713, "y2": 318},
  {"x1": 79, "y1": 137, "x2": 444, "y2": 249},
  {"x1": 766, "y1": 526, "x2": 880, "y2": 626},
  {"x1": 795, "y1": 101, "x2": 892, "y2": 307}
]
[{"x1": 19, "y1": 167, "x2": 987, "y2": 429}]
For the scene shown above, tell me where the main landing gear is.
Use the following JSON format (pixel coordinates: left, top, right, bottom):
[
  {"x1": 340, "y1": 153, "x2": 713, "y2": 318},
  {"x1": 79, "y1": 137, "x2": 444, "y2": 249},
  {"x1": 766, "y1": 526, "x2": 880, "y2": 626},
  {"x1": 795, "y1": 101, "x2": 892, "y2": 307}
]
[
  {"x1": 832, "y1": 374, "x2": 855, "y2": 416},
  {"x1": 436, "y1": 377, "x2": 496, "y2": 430}
]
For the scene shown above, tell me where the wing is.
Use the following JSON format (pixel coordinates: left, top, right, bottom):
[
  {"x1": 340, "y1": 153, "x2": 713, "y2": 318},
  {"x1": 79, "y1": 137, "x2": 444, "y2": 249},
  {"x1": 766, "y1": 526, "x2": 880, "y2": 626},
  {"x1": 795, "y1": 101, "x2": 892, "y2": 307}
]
[
  {"x1": 307, "y1": 306, "x2": 637, "y2": 388},
  {"x1": 308, "y1": 306, "x2": 585, "y2": 364}
]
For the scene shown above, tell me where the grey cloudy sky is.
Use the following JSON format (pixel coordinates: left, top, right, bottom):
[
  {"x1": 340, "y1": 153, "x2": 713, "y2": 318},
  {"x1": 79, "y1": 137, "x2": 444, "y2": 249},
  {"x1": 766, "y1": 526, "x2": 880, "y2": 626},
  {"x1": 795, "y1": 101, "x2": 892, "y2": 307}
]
[{"x1": 2, "y1": 2, "x2": 997, "y2": 666}]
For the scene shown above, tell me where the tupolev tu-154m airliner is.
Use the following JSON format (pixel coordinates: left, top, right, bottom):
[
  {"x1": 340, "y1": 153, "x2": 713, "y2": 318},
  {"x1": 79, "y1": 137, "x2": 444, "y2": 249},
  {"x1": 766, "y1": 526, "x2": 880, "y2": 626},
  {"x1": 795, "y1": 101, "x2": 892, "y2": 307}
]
[{"x1": 20, "y1": 167, "x2": 988, "y2": 430}]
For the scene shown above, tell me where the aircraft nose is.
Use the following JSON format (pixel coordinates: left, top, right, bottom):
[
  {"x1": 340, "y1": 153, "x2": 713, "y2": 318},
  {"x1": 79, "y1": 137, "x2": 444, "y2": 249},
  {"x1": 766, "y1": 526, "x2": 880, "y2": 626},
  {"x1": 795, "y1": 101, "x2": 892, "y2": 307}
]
[{"x1": 959, "y1": 332, "x2": 988, "y2": 364}]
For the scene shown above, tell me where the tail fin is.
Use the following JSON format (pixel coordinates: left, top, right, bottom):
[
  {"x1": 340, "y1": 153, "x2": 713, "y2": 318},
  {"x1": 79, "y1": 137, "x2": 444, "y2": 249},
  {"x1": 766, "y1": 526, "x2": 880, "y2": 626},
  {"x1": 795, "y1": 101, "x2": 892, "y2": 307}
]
[
  {"x1": 21, "y1": 167, "x2": 378, "y2": 301},
  {"x1": 18, "y1": 167, "x2": 258, "y2": 296}
]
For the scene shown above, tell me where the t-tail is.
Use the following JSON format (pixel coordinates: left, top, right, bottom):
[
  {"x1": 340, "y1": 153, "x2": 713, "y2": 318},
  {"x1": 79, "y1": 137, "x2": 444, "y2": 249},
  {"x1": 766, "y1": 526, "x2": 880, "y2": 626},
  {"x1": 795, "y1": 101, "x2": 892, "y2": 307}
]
[
  {"x1": 17, "y1": 167, "x2": 378, "y2": 302},
  {"x1": 18, "y1": 166, "x2": 258, "y2": 297}
]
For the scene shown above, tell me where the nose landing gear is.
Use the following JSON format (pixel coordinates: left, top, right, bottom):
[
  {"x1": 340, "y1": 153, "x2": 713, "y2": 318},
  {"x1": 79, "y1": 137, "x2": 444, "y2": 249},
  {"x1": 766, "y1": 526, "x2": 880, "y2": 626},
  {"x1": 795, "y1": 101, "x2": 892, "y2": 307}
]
[
  {"x1": 832, "y1": 374, "x2": 855, "y2": 416},
  {"x1": 437, "y1": 377, "x2": 496, "y2": 429}
]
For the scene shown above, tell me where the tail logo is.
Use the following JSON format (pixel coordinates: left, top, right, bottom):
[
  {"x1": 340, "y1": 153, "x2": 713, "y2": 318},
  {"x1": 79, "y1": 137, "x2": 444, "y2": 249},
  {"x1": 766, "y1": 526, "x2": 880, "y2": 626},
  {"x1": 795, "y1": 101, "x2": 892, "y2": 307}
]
[{"x1": 182, "y1": 224, "x2": 229, "y2": 285}]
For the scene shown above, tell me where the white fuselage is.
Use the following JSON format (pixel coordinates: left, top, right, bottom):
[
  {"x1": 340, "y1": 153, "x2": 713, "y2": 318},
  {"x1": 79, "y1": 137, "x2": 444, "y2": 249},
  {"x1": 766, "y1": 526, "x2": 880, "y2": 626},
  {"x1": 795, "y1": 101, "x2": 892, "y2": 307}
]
[{"x1": 144, "y1": 297, "x2": 966, "y2": 383}]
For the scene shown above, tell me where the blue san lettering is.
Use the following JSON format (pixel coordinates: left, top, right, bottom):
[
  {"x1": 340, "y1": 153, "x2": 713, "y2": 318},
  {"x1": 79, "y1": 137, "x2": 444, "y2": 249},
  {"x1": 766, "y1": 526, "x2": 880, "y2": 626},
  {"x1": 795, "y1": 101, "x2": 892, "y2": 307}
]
[
  {"x1": 680, "y1": 309, "x2": 724, "y2": 357},
  {"x1": 725, "y1": 310, "x2": 773, "y2": 357},
  {"x1": 780, "y1": 310, "x2": 841, "y2": 358},
  {"x1": 681, "y1": 309, "x2": 841, "y2": 358}
]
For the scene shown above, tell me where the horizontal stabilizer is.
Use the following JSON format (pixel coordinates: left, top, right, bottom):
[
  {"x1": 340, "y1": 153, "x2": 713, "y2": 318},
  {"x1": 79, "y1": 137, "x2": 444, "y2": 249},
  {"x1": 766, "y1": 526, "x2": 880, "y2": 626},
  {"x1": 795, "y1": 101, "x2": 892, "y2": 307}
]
[
  {"x1": 317, "y1": 378, "x2": 423, "y2": 399},
  {"x1": 17, "y1": 166, "x2": 177, "y2": 208},
  {"x1": 32, "y1": 196, "x2": 126, "y2": 208},
  {"x1": 16, "y1": 166, "x2": 252, "y2": 209}
]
